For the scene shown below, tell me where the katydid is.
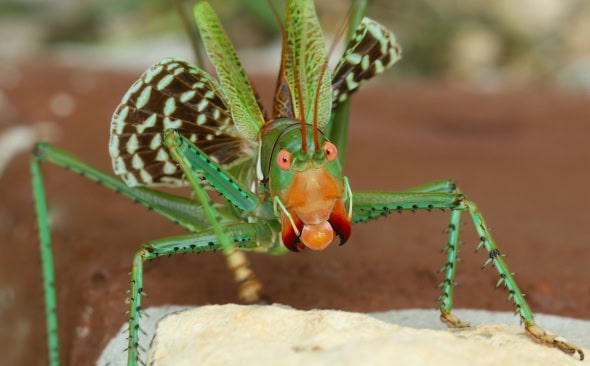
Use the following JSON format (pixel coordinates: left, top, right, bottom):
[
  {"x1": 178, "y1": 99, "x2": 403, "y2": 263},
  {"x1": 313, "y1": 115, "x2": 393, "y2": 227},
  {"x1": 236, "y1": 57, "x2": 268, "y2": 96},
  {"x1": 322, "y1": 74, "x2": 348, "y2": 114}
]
[{"x1": 30, "y1": 0, "x2": 584, "y2": 365}]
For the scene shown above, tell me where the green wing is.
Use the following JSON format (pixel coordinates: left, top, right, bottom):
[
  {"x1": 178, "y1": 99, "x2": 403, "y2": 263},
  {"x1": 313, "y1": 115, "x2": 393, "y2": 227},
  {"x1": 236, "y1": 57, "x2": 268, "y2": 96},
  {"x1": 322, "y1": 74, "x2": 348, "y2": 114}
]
[
  {"x1": 193, "y1": 2, "x2": 265, "y2": 141},
  {"x1": 273, "y1": 0, "x2": 331, "y2": 130}
]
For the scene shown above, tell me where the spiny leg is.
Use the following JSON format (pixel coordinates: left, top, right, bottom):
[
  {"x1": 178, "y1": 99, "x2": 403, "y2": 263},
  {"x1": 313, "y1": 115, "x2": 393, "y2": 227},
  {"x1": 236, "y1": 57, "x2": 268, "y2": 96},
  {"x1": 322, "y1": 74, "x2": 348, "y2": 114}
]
[
  {"x1": 31, "y1": 139, "x2": 263, "y2": 366},
  {"x1": 163, "y1": 130, "x2": 262, "y2": 303},
  {"x1": 30, "y1": 142, "x2": 231, "y2": 366},
  {"x1": 401, "y1": 178, "x2": 457, "y2": 194},
  {"x1": 403, "y1": 180, "x2": 471, "y2": 327},
  {"x1": 126, "y1": 223, "x2": 272, "y2": 365},
  {"x1": 33, "y1": 143, "x2": 220, "y2": 231},
  {"x1": 438, "y1": 209, "x2": 470, "y2": 328},
  {"x1": 396, "y1": 180, "x2": 468, "y2": 327},
  {"x1": 352, "y1": 186, "x2": 528, "y2": 327},
  {"x1": 352, "y1": 186, "x2": 584, "y2": 360},
  {"x1": 463, "y1": 199, "x2": 583, "y2": 360},
  {"x1": 30, "y1": 156, "x2": 59, "y2": 366}
]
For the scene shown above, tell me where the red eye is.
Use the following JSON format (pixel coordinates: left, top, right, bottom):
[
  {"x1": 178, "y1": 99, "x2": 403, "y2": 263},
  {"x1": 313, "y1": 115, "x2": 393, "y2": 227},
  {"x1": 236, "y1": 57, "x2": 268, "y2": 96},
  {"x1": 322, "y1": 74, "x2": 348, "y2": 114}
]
[
  {"x1": 323, "y1": 142, "x2": 337, "y2": 161},
  {"x1": 277, "y1": 149, "x2": 291, "y2": 169}
]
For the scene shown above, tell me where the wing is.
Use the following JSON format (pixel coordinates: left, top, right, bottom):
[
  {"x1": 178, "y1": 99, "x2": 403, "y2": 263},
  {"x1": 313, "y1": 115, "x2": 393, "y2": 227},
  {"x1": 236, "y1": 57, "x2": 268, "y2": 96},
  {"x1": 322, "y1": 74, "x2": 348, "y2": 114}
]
[
  {"x1": 109, "y1": 57, "x2": 255, "y2": 187},
  {"x1": 331, "y1": 17, "x2": 401, "y2": 107},
  {"x1": 272, "y1": 0, "x2": 331, "y2": 130},
  {"x1": 193, "y1": 2, "x2": 265, "y2": 140}
]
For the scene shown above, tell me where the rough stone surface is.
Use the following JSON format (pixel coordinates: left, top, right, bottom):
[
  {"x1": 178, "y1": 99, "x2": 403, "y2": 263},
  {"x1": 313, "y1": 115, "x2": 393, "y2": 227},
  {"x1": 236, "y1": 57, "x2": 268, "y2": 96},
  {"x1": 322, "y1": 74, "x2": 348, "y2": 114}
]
[{"x1": 99, "y1": 305, "x2": 589, "y2": 366}]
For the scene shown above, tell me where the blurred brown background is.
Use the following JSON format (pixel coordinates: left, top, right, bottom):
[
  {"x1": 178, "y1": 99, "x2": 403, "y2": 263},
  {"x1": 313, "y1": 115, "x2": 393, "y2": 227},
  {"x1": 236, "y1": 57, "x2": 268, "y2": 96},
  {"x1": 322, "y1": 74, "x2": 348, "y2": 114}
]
[{"x1": 1, "y1": 0, "x2": 589, "y2": 365}]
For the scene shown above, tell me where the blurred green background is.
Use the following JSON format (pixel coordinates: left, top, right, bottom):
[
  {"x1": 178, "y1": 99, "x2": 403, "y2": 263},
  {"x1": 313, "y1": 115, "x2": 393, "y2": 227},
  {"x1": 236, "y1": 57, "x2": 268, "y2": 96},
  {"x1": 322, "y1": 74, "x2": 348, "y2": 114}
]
[{"x1": 1, "y1": 0, "x2": 590, "y2": 91}]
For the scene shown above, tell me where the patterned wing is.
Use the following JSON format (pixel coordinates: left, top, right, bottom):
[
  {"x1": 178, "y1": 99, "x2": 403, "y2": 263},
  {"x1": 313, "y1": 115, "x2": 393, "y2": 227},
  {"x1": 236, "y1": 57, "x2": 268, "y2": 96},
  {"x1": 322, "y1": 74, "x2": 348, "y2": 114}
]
[
  {"x1": 332, "y1": 18, "x2": 401, "y2": 106},
  {"x1": 109, "y1": 57, "x2": 255, "y2": 187}
]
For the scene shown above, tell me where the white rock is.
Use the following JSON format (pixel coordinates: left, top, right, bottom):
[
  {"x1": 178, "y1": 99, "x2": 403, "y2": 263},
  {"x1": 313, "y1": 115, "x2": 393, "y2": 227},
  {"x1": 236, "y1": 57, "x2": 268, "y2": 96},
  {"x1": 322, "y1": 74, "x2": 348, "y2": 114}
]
[{"x1": 146, "y1": 304, "x2": 587, "y2": 366}]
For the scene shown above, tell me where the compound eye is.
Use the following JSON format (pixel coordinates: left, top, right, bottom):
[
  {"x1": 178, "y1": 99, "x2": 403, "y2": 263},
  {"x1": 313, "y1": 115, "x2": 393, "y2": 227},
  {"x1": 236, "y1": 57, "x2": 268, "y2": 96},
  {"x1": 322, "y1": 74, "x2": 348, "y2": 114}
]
[
  {"x1": 277, "y1": 149, "x2": 291, "y2": 170},
  {"x1": 323, "y1": 141, "x2": 338, "y2": 162}
]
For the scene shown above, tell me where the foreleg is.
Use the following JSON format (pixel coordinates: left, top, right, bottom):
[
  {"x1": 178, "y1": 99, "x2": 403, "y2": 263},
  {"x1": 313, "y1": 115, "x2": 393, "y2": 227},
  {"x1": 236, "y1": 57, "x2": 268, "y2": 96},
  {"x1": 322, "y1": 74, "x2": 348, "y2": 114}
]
[
  {"x1": 352, "y1": 186, "x2": 584, "y2": 360},
  {"x1": 126, "y1": 222, "x2": 272, "y2": 365},
  {"x1": 163, "y1": 130, "x2": 262, "y2": 303},
  {"x1": 30, "y1": 142, "x2": 236, "y2": 365}
]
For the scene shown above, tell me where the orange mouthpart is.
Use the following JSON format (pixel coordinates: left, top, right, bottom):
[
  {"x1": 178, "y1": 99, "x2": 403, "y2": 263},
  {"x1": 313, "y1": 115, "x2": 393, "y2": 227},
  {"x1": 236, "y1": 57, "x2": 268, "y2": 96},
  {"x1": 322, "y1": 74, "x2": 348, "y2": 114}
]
[
  {"x1": 301, "y1": 222, "x2": 334, "y2": 250},
  {"x1": 278, "y1": 167, "x2": 351, "y2": 251},
  {"x1": 280, "y1": 199, "x2": 351, "y2": 252}
]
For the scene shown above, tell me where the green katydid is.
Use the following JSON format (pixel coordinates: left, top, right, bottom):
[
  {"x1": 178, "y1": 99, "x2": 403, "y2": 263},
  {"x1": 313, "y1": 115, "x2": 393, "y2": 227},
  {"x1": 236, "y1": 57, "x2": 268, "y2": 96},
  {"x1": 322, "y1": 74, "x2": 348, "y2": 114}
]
[{"x1": 30, "y1": 0, "x2": 584, "y2": 365}]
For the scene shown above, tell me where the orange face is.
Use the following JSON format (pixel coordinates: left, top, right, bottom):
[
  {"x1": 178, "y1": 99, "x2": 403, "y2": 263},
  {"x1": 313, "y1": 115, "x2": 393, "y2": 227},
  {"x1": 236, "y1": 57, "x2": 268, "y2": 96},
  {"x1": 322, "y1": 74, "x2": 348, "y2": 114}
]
[{"x1": 270, "y1": 137, "x2": 351, "y2": 252}]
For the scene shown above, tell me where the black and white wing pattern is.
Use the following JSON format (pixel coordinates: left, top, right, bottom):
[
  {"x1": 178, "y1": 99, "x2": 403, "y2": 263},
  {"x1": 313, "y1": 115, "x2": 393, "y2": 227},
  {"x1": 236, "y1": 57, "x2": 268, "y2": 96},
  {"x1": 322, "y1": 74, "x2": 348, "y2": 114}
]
[
  {"x1": 331, "y1": 18, "x2": 401, "y2": 106},
  {"x1": 110, "y1": 57, "x2": 255, "y2": 187}
]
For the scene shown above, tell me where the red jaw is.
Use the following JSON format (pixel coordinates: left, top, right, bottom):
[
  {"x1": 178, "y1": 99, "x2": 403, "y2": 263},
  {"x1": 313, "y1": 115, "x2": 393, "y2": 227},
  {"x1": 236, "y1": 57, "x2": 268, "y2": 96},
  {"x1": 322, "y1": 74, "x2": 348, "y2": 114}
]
[
  {"x1": 281, "y1": 199, "x2": 351, "y2": 252},
  {"x1": 277, "y1": 166, "x2": 352, "y2": 252}
]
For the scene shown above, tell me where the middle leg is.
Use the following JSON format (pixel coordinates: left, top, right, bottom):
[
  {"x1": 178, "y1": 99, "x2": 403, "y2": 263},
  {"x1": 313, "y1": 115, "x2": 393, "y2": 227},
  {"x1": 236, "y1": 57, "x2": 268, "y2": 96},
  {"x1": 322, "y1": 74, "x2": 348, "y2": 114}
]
[{"x1": 126, "y1": 222, "x2": 273, "y2": 365}]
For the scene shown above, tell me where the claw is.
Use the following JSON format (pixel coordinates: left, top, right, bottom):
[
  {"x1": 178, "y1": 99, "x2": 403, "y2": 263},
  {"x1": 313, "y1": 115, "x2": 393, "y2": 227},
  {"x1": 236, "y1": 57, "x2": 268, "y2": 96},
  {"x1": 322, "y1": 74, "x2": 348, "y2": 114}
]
[
  {"x1": 440, "y1": 312, "x2": 470, "y2": 328},
  {"x1": 526, "y1": 323, "x2": 584, "y2": 361}
]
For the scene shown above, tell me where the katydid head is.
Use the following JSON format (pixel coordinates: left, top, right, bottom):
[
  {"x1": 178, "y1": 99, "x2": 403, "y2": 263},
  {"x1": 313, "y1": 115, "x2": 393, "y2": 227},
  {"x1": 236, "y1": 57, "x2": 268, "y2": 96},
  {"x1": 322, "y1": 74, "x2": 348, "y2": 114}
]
[{"x1": 261, "y1": 119, "x2": 351, "y2": 252}]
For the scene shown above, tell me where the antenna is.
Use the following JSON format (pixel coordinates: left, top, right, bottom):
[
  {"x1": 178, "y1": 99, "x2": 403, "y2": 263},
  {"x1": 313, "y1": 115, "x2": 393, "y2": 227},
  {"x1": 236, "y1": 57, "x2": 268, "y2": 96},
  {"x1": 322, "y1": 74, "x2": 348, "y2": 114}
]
[
  {"x1": 312, "y1": 7, "x2": 353, "y2": 152},
  {"x1": 270, "y1": 0, "x2": 307, "y2": 153},
  {"x1": 293, "y1": 58, "x2": 307, "y2": 153}
]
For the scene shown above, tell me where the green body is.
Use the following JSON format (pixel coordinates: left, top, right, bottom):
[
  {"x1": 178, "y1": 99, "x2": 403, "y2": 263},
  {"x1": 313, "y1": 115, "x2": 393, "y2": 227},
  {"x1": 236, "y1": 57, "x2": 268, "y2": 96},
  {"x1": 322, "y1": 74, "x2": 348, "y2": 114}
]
[{"x1": 30, "y1": 0, "x2": 583, "y2": 365}]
